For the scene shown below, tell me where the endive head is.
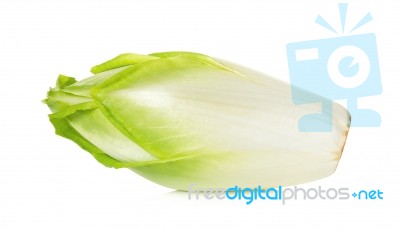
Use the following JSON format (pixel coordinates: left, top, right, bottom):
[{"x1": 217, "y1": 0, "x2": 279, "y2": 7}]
[{"x1": 44, "y1": 52, "x2": 350, "y2": 191}]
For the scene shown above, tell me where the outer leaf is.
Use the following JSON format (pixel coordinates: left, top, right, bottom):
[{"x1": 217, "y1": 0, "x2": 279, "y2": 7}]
[
  {"x1": 50, "y1": 111, "x2": 192, "y2": 168},
  {"x1": 66, "y1": 108, "x2": 157, "y2": 162}
]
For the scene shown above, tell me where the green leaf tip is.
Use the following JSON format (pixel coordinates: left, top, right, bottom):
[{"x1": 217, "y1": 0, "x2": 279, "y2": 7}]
[
  {"x1": 56, "y1": 75, "x2": 77, "y2": 89},
  {"x1": 90, "y1": 53, "x2": 159, "y2": 74}
]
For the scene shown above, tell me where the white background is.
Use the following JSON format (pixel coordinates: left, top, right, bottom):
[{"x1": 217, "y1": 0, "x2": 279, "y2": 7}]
[{"x1": 1, "y1": 0, "x2": 399, "y2": 229}]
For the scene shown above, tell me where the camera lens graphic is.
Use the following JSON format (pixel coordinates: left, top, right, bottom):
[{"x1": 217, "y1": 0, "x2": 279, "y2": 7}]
[{"x1": 327, "y1": 45, "x2": 371, "y2": 88}]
